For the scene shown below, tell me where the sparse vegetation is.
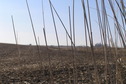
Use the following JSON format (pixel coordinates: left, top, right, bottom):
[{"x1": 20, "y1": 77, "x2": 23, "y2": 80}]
[{"x1": 0, "y1": 0, "x2": 126, "y2": 84}]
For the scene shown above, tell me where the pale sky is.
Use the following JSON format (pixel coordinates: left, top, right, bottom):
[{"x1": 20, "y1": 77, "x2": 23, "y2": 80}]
[{"x1": 0, "y1": 0, "x2": 122, "y2": 46}]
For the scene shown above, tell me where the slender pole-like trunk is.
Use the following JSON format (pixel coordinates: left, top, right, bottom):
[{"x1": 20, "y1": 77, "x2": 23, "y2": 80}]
[
  {"x1": 101, "y1": 1, "x2": 108, "y2": 83},
  {"x1": 95, "y1": 0, "x2": 104, "y2": 55},
  {"x1": 43, "y1": 28, "x2": 52, "y2": 84},
  {"x1": 11, "y1": 16, "x2": 20, "y2": 57},
  {"x1": 41, "y1": 1, "x2": 53, "y2": 83},
  {"x1": 38, "y1": 37, "x2": 40, "y2": 46},
  {"x1": 108, "y1": 0, "x2": 126, "y2": 48},
  {"x1": 115, "y1": 0, "x2": 126, "y2": 24},
  {"x1": 72, "y1": 1, "x2": 77, "y2": 83},
  {"x1": 68, "y1": 6, "x2": 73, "y2": 84},
  {"x1": 72, "y1": 0, "x2": 75, "y2": 45},
  {"x1": 48, "y1": 0, "x2": 62, "y2": 65},
  {"x1": 50, "y1": 3, "x2": 74, "y2": 44},
  {"x1": 26, "y1": 0, "x2": 42, "y2": 67},
  {"x1": 86, "y1": 1, "x2": 95, "y2": 83},
  {"x1": 49, "y1": 1, "x2": 77, "y2": 83},
  {"x1": 69, "y1": 6, "x2": 73, "y2": 47},
  {"x1": 81, "y1": 0, "x2": 100, "y2": 83},
  {"x1": 66, "y1": 33, "x2": 68, "y2": 48}
]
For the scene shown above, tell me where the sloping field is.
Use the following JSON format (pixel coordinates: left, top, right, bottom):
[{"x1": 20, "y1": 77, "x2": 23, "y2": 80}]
[{"x1": 0, "y1": 43, "x2": 125, "y2": 84}]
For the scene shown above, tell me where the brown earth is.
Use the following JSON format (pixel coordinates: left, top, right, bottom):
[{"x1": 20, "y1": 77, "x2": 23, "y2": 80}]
[{"x1": 0, "y1": 43, "x2": 125, "y2": 84}]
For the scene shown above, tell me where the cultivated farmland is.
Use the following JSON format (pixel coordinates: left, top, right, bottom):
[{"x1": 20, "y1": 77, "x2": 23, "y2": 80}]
[
  {"x1": 0, "y1": 0, "x2": 126, "y2": 84},
  {"x1": 0, "y1": 43, "x2": 126, "y2": 84}
]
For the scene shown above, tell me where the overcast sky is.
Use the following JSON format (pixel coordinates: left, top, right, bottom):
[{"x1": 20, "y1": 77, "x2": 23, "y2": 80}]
[{"x1": 0, "y1": 0, "x2": 122, "y2": 46}]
